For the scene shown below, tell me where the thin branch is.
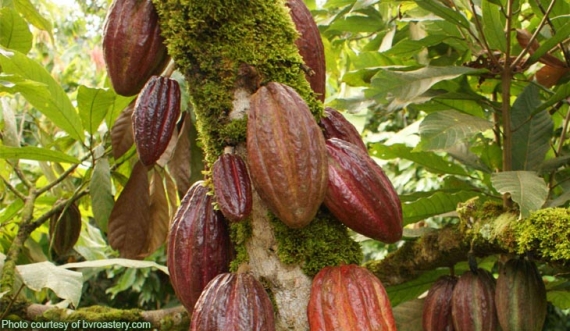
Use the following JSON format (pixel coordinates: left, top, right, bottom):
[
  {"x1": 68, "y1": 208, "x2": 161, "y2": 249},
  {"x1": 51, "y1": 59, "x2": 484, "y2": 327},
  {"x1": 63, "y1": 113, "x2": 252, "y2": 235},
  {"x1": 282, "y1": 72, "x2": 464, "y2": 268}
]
[
  {"x1": 0, "y1": 174, "x2": 26, "y2": 201},
  {"x1": 468, "y1": 0, "x2": 502, "y2": 69},
  {"x1": 36, "y1": 153, "x2": 91, "y2": 196},
  {"x1": 11, "y1": 164, "x2": 33, "y2": 189}
]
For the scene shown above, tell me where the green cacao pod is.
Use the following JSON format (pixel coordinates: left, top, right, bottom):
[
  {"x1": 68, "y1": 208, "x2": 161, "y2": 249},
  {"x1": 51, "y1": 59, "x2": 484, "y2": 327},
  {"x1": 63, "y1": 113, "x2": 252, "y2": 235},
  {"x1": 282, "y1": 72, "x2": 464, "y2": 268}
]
[
  {"x1": 190, "y1": 272, "x2": 276, "y2": 331},
  {"x1": 247, "y1": 82, "x2": 327, "y2": 229},
  {"x1": 320, "y1": 107, "x2": 367, "y2": 152},
  {"x1": 102, "y1": 0, "x2": 170, "y2": 96},
  {"x1": 167, "y1": 181, "x2": 232, "y2": 313},
  {"x1": 495, "y1": 258, "x2": 547, "y2": 331},
  {"x1": 286, "y1": 0, "x2": 326, "y2": 102},
  {"x1": 324, "y1": 138, "x2": 403, "y2": 243},
  {"x1": 49, "y1": 202, "x2": 82, "y2": 256},
  {"x1": 452, "y1": 269, "x2": 499, "y2": 331},
  {"x1": 423, "y1": 275, "x2": 458, "y2": 331},
  {"x1": 212, "y1": 153, "x2": 253, "y2": 222},
  {"x1": 132, "y1": 76, "x2": 181, "y2": 167},
  {"x1": 308, "y1": 264, "x2": 396, "y2": 331}
]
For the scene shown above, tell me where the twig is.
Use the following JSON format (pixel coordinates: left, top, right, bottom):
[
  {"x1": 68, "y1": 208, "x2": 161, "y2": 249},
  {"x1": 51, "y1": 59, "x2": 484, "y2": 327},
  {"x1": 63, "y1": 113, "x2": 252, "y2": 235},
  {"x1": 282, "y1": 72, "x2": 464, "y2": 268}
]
[
  {"x1": 0, "y1": 174, "x2": 26, "y2": 201},
  {"x1": 36, "y1": 153, "x2": 91, "y2": 196},
  {"x1": 468, "y1": 0, "x2": 502, "y2": 69}
]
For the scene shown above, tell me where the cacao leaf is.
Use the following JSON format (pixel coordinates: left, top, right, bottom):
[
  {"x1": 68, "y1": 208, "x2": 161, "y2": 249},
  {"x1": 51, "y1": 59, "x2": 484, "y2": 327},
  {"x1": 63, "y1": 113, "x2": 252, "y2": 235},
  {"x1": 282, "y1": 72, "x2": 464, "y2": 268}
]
[
  {"x1": 415, "y1": 0, "x2": 470, "y2": 28},
  {"x1": 386, "y1": 269, "x2": 451, "y2": 306},
  {"x1": 61, "y1": 258, "x2": 168, "y2": 275},
  {"x1": 547, "y1": 290, "x2": 570, "y2": 310},
  {"x1": 77, "y1": 86, "x2": 114, "y2": 135},
  {"x1": 108, "y1": 161, "x2": 151, "y2": 259},
  {"x1": 110, "y1": 102, "x2": 135, "y2": 159},
  {"x1": 167, "y1": 112, "x2": 193, "y2": 197},
  {"x1": 146, "y1": 169, "x2": 169, "y2": 254},
  {"x1": 0, "y1": 7, "x2": 33, "y2": 54},
  {"x1": 481, "y1": 0, "x2": 507, "y2": 53},
  {"x1": 491, "y1": 171, "x2": 548, "y2": 218},
  {"x1": 90, "y1": 157, "x2": 114, "y2": 233},
  {"x1": 528, "y1": 22, "x2": 570, "y2": 65},
  {"x1": 13, "y1": 0, "x2": 53, "y2": 38},
  {"x1": 401, "y1": 189, "x2": 480, "y2": 224},
  {"x1": 0, "y1": 146, "x2": 79, "y2": 164}
]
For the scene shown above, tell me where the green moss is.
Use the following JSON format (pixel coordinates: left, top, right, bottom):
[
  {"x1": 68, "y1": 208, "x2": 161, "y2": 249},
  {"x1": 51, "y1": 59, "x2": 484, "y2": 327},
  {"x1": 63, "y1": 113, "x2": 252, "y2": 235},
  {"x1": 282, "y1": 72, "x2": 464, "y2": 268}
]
[
  {"x1": 229, "y1": 219, "x2": 252, "y2": 271},
  {"x1": 270, "y1": 209, "x2": 363, "y2": 277},
  {"x1": 153, "y1": 0, "x2": 323, "y2": 165},
  {"x1": 513, "y1": 208, "x2": 570, "y2": 260}
]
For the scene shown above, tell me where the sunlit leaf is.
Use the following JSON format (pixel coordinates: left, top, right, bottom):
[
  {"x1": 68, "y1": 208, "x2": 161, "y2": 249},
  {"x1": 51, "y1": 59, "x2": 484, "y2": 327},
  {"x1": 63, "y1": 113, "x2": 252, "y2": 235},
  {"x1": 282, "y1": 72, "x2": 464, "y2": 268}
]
[
  {"x1": 401, "y1": 189, "x2": 479, "y2": 224},
  {"x1": 77, "y1": 86, "x2": 114, "y2": 135},
  {"x1": 108, "y1": 161, "x2": 151, "y2": 259},
  {"x1": 90, "y1": 157, "x2": 114, "y2": 233},
  {"x1": 387, "y1": 269, "x2": 450, "y2": 306},
  {"x1": 0, "y1": 146, "x2": 80, "y2": 163},
  {"x1": 0, "y1": 7, "x2": 32, "y2": 54},
  {"x1": 0, "y1": 200, "x2": 24, "y2": 224},
  {"x1": 13, "y1": 0, "x2": 53, "y2": 39},
  {"x1": 491, "y1": 171, "x2": 548, "y2": 218},
  {"x1": 16, "y1": 261, "x2": 82, "y2": 307},
  {"x1": 547, "y1": 290, "x2": 570, "y2": 310},
  {"x1": 415, "y1": 0, "x2": 470, "y2": 28},
  {"x1": 61, "y1": 258, "x2": 168, "y2": 275}
]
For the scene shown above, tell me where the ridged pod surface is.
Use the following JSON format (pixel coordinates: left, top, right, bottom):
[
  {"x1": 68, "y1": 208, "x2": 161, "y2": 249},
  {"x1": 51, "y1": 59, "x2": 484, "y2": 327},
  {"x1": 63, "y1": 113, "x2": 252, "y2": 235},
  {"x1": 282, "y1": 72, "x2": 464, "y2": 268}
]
[
  {"x1": 190, "y1": 272, "x2": 276, "y2": 331},
  {"x1": 167, "y1": 181, "x2": 232, "y2": 314},
  {"x1": 247, "y1": 82, "x2": 327, "y2": 229},
  {"x1": 452, "y1": 269, "x2": 499, "y2": 331},
  {"x1": 49, "y1": 203, "x2": 82, "y2": 255},
  {"x1": 102, "y1": 0, "x2": 169, "y2": 96},
  {"x1": 324, "y1": 138, "x2": 403, "y2": 243},
  {"x1": 308, "y1": 264, "x2": 396, "y2": 331},
  {"x1": 286, "y1": 0, "x2": 326, "y2": 101},
  {"x1": 495, "y1": 258, "x2": 547, "y2": 331},
  {"x1": 422, "y1": 275, "x2": 458, "y2": 331},
  {"x1": 132, "y1": 76, "x2": 181, "y2": 167},
  {"x1": 212, "y1": 153, "x2": 252, "y2": 222},
  {"x1": 320, "y1": 107, "x2": 367, "y2": 152}
]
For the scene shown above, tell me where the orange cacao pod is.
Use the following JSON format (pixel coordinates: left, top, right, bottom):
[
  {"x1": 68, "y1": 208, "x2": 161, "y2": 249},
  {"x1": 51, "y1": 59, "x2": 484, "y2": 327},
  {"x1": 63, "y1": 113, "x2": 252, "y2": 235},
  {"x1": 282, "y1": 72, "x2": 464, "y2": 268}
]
[
  {"x1": 324, "y1": 138, "x2": 403, "y2": 243},
  {"x1": 423, "y1": 275, "x2": 458, "y2": 331},
  {"x1": 452, "y1": 268, "x2": 499, "y2": 331},
  {"x1": 49, "y1": 202, "x2": 82, "y2": 256},
  {"x1": 495, "y1": 258, "x2": 547, "y2": 331},
  {"x1": 320, "y1": 107, "x2": 367, "y2": 152},
  {"x1": 247, "y1": 82, "x2": 327, "y2": 228},
  {"x1": 308, "y1": 264, "x2": 396, "y2": 331},
  {"x1": 132, "y1": 76, "x2": 181, "y2": 167},
  {"x1": 286, "y1": 0, "x2": 326, "y2": 101},
  {"x1": 167, "y1": 181, "x2": 232, "y2": 313},
  {"x1": 102, "y1": 0, "x2": 170, "y2": 96},
  {"x1": 212, "y1": 153, "x2": 253, "y2": 222},
  {"x1": 190, "y1": 272, "x2": 276, "y2": 331}
]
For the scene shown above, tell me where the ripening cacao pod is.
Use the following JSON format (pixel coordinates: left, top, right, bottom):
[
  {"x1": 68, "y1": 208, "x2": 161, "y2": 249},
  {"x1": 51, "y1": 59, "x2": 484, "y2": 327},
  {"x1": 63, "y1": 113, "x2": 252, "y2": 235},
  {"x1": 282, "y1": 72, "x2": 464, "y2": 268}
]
[
  {"x1": 423, "y1": 275, "x2": 458, "y2": 331},
  {"x1": 324, "y1": 138, "x2": 403, "y2": 243},
  {"x1": 320, "y1": 107, "x2": 367, "y2": 152},
  {"x1": 247, "y1": 82, "x2": 327, "y2": 229},
  {"x1": 190, "y1": 272, "x2": 276, "y2": 331},
  {"x1": 102, "y1": 0, "x2": 170, "y2": 96},
  {"x1": 452, "y1": 268, "x2": 499, "y2": 331},
  {"x1": 286, "y1": 0, "x2": 326, "y2": 102},
  {"x1": 212, "y1": 153, "x2": 253, "y2": 222},
  {"x1": 132, "y1": 76, "x2": 181, "y2": 167},
  {"x1": 49, "y1": 202, "x2": 82, "y2": 255},
  {"x1": 495, "y1": 258, "x2": 547, "y2": 331},
  {"x1": 308, "y1": 264, "x2": 397, "y2": 331},
  {"x1": 167, "y1": 181, "x2": 232, "y2": 314}
]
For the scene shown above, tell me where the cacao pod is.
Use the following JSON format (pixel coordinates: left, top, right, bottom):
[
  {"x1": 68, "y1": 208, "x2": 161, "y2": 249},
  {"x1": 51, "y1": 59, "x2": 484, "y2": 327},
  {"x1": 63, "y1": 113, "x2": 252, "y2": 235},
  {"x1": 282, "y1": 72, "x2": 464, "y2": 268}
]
[
  {"x1": 452, "y1": 268, "x2": 499, "y2": 331},
  {"x1": 308, "y1": 264, "x2": 396, "y2": 331},
  {"x1": 495, "y1": 258, "x2": 547, "y2": 331},
  {"x1": 320, "y1": 107, "x2": 367, "y2": 152},
  {"x1": 102, "y1": 0, "x2": 170, "y2": 96},
  {"x1": 247, "y1": 82, "x2": 327, "y2": 229},
  {"x1": 286, "y1": 0, "x2": 326, "y2": 102},
  {"x1": 132, "y1": 76, "x2": 181, "y2": 167},
  {"x1": 190, "y1": 272, "x2": 276, "y2": 331},
  {"x1": 49, "y1": 202, "x2": 82, "y2": 256},
  {"x1": 324, "y1": 138, "x2": 403, "y2": 243},
  {"x1": 212, "y1": 153, "x2": 253, "y2": 222},
  {"x1": 167, "y1": 181, "x2": 232, "y2": 314},
  {"x1": 423, "y1": 275, "x2": 458, "y2": 331}
]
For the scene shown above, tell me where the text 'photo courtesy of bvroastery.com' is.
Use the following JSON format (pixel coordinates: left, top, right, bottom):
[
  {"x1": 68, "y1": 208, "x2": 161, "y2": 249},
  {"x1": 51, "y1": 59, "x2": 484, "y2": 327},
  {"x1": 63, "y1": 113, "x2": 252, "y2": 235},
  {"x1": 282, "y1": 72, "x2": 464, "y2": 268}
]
[{"x1": 1, "y1": 319, "x2": 153, "y2": 330}]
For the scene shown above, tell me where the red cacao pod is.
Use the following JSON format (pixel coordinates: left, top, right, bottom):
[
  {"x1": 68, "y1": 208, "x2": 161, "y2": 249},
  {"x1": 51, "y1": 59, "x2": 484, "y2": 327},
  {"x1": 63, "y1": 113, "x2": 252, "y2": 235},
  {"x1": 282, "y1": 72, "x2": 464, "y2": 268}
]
[
  {"x1": 308, "y1": 264, "x2": 396, "y2": 331},
  {"x1": 102, "y1": 0, "x2": 170, "y2": 96},
  {"x1": 286, "y1": 0, "x2": 326, "y2": 102},
  {"x1": 212, "y1": 153, "x2": 253, "y2": 222},
  {"x1": 247, "y1": 82, "x2": 328, "y2": 229},
  {"x1": 324, "y1": 138, "x2": 403, "y2": 243},
  {"x1": 452, "y1": 269, "x2": 499, "y2": 331},
  {"x1": 49, "y1": 202, "x2": 82, "y2": 256},
  {"x1": 190, "y1": 272, "x2": 276, "y2": 331},
  {"x1": 495, "y1": 258, "x2": 547, "y2": 331},
  {"x1": 423, "y1": 275, "x2": 458, "y2": 331},
  {"x1": 132, "y1": 76, "x2": 181, "y2": 167},
  {"x1": 167, "y1": 181, "x2": 232, "y2": 314},
  {"x1": 320, "y1": 107, "x2": 367, "y2": 152}
]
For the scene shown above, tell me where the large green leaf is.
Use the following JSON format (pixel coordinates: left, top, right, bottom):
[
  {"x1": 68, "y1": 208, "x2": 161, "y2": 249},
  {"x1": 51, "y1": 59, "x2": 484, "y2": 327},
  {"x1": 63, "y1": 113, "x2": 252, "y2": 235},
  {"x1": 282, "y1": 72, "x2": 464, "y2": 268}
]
[
  {"x1": 547, "y1": 290, "x2": 570, "y2": 310},
  {"x1": 491, "y1": 171, "x2": 548, "y2": 218},
  {"x1": 371, "y1": 143, "x2": 468, "y2": 176},
  {"x1": 386, "y1": 269, "x2": 449, "y2": 306},
  {"x1": 0, "y1": 48, "x2": 84, "y2": 141},
  {"x1": 77, "y1": 86, "x2": 114, "y2": 135},
  {"x1": 401, "y1": 189, "x2": 479, "y2": 224},
  {"x1": 414, "y1": 0, "x2": 470, "y2": 28},
  {"x1": 0, "y1": 7, "x2": 32, "y2": 54},
  {"x1": 0, "y1": 146, "x2": 80, "y2": 163},
  {"x1": 417, "y1": 110, "x2": 493, "y2": 151},
  {"x1": 481, "y1": 0, "x2": 507, "y2": 52},
  {"x1": 510, "y1": 84, "x2": 553, "y2": 171},
  {"x1": 368, "y1": 66, "x2": 482, "y2": 110},
  {"x1": 90, "y1": 157, "x2": 114, "y2": 233},
  {"x1": 13, "y1": 0, "x2": 53, "y2": 39},
  {"x1": 62, "y1": 258, "x2": 168, "y2": 275}
]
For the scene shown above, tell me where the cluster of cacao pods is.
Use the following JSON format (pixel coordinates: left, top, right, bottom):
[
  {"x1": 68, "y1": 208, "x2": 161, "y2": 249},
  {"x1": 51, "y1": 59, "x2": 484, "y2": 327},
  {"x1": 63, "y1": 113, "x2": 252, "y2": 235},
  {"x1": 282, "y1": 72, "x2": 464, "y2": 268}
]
[{"x1": 422, "y1": 257, "x2": 547, "y2": 331}]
